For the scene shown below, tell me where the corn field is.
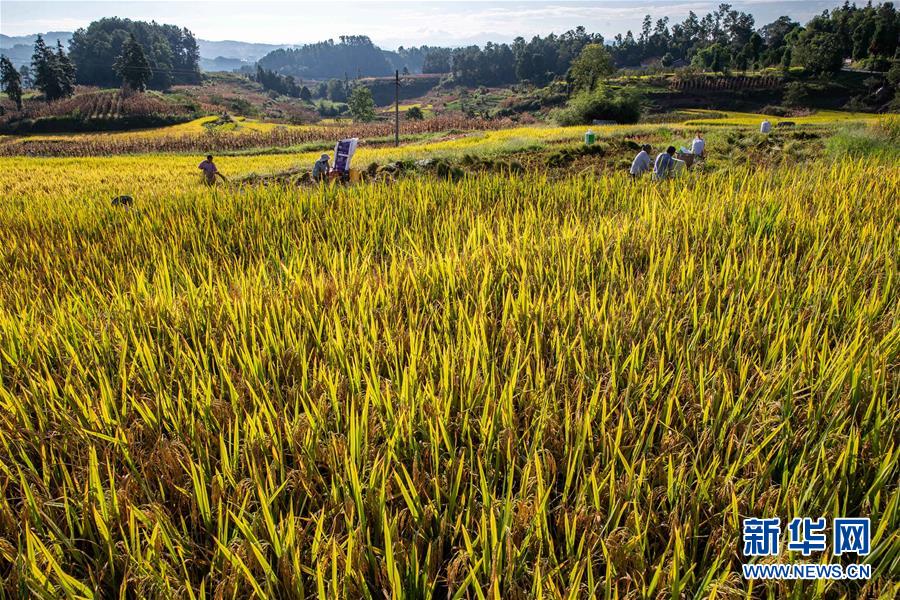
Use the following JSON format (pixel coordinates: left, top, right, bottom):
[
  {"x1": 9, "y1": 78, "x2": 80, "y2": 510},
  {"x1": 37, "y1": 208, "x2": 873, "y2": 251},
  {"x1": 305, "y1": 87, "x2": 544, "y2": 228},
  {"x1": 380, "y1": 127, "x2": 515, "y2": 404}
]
[
  {"x1": 0, "y1": 88, "x2": 191, "y2": 124},
  {"x1": 0, "y1": 149, "x2": 897, "y2": 598}
]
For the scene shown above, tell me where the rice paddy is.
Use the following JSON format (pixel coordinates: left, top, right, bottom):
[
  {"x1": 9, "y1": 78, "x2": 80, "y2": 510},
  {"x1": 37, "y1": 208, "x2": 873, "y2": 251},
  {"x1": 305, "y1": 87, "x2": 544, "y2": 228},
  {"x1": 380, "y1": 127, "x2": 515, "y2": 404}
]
[{"x1": 0, "y1": 114, "x2": 898, "y2": 599}]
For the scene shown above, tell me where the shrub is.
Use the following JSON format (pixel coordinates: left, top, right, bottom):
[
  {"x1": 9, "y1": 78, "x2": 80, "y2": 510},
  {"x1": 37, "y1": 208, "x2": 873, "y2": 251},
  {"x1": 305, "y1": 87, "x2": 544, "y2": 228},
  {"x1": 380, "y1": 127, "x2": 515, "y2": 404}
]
[
  {"x1": 782, "y1": 82, "x2": 809, "y2": 108},
  {"x1": 553, "y1": 86, "x2": 642, "y2": 126},
  {"x1": 760, "y1": 105, "x2": 790, "y2": 117}
]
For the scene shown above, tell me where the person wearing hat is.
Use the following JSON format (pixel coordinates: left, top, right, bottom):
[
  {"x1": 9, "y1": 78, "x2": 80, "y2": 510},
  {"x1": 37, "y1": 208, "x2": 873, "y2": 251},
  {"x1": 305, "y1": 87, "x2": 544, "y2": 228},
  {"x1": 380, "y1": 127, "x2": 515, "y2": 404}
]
[{"x1": 313, "y1": 153, "x2": 331, "y2": 181}]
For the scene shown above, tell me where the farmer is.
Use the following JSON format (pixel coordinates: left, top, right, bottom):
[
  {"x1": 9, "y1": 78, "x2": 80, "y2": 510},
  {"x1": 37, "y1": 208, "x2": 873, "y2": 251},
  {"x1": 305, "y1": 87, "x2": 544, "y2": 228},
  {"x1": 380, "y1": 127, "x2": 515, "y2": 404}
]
[
  {"x1": 312, "y1": 153, "x2": 331, "y2": 181},
  {"x1": 629, "y1": 144, "x2": 653, "y2": 178},
  {"x1": 199, "y1": 155, "x2": 226, "y2": 185},
  {"x1": 653, "y1": 146, "x2": 677, "y2": 181},
  {"x1": 691, "y1": 132, "x2": 705, "y2": 157}
]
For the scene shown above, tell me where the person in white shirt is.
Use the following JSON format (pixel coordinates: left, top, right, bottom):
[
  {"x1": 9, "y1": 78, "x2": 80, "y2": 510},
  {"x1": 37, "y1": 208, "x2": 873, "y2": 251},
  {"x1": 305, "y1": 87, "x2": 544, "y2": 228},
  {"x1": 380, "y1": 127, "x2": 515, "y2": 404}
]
[
  {"x1": 760, "y1": 119, "x2": 772, "y2": 134},
  {"x1": 691, "y1": 132, "x2": 705, "y2": 157},
  {"x1": 629, "y1": 144, "x2": 653, "y2": 178}
]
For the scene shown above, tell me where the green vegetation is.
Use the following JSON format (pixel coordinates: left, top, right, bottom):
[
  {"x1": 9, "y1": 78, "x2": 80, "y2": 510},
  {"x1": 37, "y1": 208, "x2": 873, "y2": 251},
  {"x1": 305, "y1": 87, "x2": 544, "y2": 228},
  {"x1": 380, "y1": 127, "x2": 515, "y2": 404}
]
[
  {"x1": 0, "y1": 56, "x2": 23, "y2": 110},
  {"x1": 569, "y1": 43, "x2": 615, "y2": 91},
  {"x1": 348, "y1": 85, "x2": 376, "y2": 122},
  {"x1": 68, "y1": 17, "x2": 200, "y2": 89},
  {"x1": 254, "y1": 65, "x2": 304, "y2": 98},
  {"x1": 113, "y1": 33, "x2": 153, "y2": 92},
  {"x1": 826, "y1": 114, "x2": 900, "y2": 160},
  {"x1": 554, "y1": 85, "x2": 643, "y2": 125},
  {"x1": 0, "y1": 125, "x2": 897, "y2": 595},
  {"x1": 30, "y1": 35, "x2": 75, "y2": 102}
]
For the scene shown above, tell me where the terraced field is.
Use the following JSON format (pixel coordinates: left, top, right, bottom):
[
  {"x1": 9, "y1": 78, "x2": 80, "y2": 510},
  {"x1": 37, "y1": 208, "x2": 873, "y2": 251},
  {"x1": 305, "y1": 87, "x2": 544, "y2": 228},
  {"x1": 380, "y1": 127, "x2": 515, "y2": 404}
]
[{"x1": 0, "y1": 112, "x2": 897, "y2": 599}]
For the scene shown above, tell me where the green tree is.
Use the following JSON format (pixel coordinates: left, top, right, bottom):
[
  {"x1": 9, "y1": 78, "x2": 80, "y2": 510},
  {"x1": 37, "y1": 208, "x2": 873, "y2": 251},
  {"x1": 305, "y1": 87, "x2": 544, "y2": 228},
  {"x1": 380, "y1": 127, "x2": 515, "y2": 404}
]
[
  {"x1": 31, "y1": 36, "x2": 67, "y2": 102},
  {"x1": 869, "y1": 4, "x2": 899, "y2": 58},
  {"x1": 55, "y1": 41, "x2": 76, "y2": 98},
  {"x1": 780, "y1": 47, "x2": 793, "y2": 74},
  {"x1": 0, "y1": 56, "x2": 23, "y2": 110},
  {"x1": 327, "y1": 79, "x2": 348, "y2": 102},
  {"x1": 795, "y1": 31, "x2": 844, "y2": 75},
  {"x1": 68, "y1": 18, "x2": 200, "y2": 89},
  {"x1": 18, "y1": 65, "x2": 32, "y2": 89},
  {"x1": 405, "y1": 106, "x2": 424, "y2": 120},
  {"x1": 569, "y1": 43, "x2": 614, "y2": 91},
  {"x1": 887, "y1": 59, "x2": 900, "y2": 89},
  {"x1": 692, "y1": 43, "x2": 731, "y2": 73},
  {"x1": 300, "y1": 85, "x2": 312, "y2": 102},
  {"x1": 348, "y1": 85, "x2": 376, "y2": 122},
  {"x1": 553, "y1": 85, "x2": 642, "y2": 125},
  {"x1": 783, "y1": 81, "x2": 808, "y2": 107},
  {"x1": 113, "y1": 34, "x2": 153, "y2": 92},
  {"x1": 746, "y1": 32, "x2": 764, "y2": 66},
  {"x1": 30, "y1": 36, "x2": 76, "y2": 102}
]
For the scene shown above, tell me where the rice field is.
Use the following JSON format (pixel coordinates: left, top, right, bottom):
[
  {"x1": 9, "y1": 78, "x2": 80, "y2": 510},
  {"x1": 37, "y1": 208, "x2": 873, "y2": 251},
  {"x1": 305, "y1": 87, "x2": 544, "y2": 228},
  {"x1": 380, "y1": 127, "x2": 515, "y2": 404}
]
[
  {"x1": 682, "y1": 109, "x2": 879, "y2": 127},
  {"x1": 0, "y1": 115, "x2": 512, "y2": 157},
  {"x1": 0, "y1": 116, "x2": 898, "y2": 598}
]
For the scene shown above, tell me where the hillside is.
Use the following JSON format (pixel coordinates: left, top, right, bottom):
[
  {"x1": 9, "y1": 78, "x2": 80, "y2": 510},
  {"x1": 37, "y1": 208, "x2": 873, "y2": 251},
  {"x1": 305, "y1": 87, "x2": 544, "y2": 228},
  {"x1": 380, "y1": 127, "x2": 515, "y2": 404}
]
[
  {"x1": 1, "y1": 31, "x2": 433, "y2": 74},
  {"x1": 1, "y1": 31, "x2": 292, "y2": 72}
]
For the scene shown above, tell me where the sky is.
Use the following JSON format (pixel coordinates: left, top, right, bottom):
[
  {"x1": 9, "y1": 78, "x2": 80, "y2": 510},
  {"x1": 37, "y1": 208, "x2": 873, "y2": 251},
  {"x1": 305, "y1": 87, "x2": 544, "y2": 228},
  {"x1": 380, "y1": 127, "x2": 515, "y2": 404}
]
[{"x1": 0, "y1": 0, "x2": 841, "y2": 48}]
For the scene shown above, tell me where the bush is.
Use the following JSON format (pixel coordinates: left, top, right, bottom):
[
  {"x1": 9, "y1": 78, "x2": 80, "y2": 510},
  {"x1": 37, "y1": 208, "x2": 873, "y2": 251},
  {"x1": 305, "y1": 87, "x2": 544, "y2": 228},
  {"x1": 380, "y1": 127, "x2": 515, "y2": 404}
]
[
  {"x1": 348, "y1": 86, "x2": 376, "y2": 122},
  {"x1": 406, "y1": 106, "x2": 424, "y2": 120},
  {"x1": 0, "y1": 113, "x2": 189, "y2": 134},
  {"x1": 316, "y1": 100, "x2": 349, "y2": 118},
  {"x1": 760, "y1": 105, "x2": 790, "y2": 117},
  {"x1": 552, "y1": 86, "x2": 642, "y2": 126},
  {"x1": 783, "y1": 82, "x2": 809, "y2": 108}
]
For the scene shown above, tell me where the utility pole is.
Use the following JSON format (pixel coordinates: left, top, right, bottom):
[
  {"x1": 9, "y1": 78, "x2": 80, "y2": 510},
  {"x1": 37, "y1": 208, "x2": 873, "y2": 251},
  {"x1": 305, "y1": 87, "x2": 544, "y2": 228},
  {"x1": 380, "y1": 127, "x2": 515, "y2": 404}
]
[{"x1": 394, "y1": 69, "x2": 400, "y2": 147}]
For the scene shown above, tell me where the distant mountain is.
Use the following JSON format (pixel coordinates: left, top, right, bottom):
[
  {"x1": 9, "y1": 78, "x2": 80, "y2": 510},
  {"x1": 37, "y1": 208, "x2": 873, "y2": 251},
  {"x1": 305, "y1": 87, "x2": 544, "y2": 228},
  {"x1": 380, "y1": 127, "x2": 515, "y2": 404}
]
[
  {"x1": 1, "y1": 31, "x2": 435, "y2": 75},
  {"x1": 197, "y1": 39, "x2": 295, "y2": 63},
  {"x1": 0, "y1": 31, "x2": 73, "y2": 48},
  {"x1": 1, "y1": 31, "x2": 292, "y2": 72},
  {"x1": 200, "y1": 56, "x2": 252, "y2": 72},
  {"x1": 1, "y1": 32, "x2": 75, "y2": 70},
  {"x1": 0, "y1": 45, "x2": 32, "y2": 69},
  {"x1": 257, "y1": 36, "x2": 439, "y2": 79}
]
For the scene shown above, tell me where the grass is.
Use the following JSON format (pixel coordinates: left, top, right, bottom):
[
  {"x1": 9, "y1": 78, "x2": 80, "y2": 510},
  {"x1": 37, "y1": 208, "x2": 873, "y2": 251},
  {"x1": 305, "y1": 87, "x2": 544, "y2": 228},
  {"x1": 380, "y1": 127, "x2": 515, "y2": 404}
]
[
  {"x1": 0, "y1": 117, "x2": 898, "y2": 598},
  {"x1": 825, "y1": 115, "x2": 900, "y2": 161}
]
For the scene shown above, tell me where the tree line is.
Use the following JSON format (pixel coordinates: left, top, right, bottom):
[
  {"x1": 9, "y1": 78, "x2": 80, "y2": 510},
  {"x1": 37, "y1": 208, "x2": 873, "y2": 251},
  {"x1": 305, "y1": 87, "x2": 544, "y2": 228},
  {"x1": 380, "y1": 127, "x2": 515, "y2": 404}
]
[
  {"x1": 254, "y1": 66, "x2": 309, "y2": 99},
  {"x1": 1, "y1": 37, "x2": 76, "y2": 108},
  {"x1": 258, "y1": 36, "x2": 394, "y2": 80},
  {"x1": 608, "y1": 1, "x2": 899, "y2": 76},
  {"x1": 1, "y1": 18, "x2": 202, "y2": 108},
  {"x1": 68, "y1": 18, "x2": 201, "y2": 89},
  {"x1": 430, "y1": 2, "x2": 899, "y2": 86}
]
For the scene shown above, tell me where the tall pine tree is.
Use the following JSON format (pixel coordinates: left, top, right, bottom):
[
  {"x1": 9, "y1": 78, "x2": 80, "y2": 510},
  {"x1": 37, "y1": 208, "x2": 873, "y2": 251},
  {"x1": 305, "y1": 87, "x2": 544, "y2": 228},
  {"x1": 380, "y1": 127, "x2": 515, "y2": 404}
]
[
  {"x1": 0, "y1": 56, "x2": 23, "y2": 110},
  {"x1": 31, "y1": 36, "x2": 76, "y2": 102},
  {"x1": 114, "y1": 34, "x2": 153, "y2": 92},
  {"x1": 55, "y1": 41, "x2": 76, "y2": 98},
  {"x1": 32, "y1": 36, "x2": 59, "y2": 101}
]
